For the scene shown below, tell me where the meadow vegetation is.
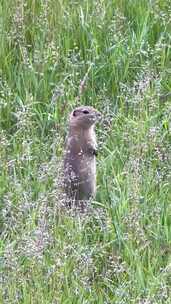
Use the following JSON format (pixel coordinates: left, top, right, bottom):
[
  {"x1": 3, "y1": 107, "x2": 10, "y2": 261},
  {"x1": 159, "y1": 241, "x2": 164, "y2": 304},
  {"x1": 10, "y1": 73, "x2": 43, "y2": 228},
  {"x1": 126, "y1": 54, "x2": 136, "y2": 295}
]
[{"x1": 0, "y1": 0, "x2": 171, "y2": 303}]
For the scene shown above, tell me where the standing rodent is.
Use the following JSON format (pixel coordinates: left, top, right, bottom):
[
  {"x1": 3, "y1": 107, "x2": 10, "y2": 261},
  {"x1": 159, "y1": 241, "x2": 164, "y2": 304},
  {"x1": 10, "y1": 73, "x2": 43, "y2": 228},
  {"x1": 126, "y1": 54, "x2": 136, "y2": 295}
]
[{"x1": 63, "y1": 106, "x2": 101, "y2": 204}]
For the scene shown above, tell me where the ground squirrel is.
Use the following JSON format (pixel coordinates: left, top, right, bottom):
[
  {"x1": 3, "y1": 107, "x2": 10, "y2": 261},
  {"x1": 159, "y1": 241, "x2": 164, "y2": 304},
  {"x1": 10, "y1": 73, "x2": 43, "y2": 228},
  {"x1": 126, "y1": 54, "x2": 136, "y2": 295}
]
[{"x1": 63, "y1": 106, "x2": 101, "y2": 204}]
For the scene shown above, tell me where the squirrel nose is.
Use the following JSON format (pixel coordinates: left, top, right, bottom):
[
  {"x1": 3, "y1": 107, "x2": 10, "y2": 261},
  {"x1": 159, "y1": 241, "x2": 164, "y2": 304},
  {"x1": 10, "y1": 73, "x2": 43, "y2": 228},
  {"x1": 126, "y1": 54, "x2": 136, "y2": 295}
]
[{"x1": 96, "y1": 111, "x2": 102, "y2": 120}]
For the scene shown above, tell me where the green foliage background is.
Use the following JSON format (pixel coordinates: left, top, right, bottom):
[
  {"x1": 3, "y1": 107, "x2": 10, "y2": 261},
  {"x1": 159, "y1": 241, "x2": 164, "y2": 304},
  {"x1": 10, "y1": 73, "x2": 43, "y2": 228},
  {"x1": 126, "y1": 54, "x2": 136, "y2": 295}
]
[{"x1": 0, "y1": 0, "x2": 171, "y2": 303}]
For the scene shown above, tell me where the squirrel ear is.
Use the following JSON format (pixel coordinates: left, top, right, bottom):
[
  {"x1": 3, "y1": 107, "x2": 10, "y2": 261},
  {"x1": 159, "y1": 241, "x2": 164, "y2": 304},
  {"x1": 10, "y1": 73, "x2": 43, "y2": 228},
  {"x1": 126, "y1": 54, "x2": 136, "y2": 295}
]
[{"x1": 73, "y1": 110, "x2": 77, "y2": 117}]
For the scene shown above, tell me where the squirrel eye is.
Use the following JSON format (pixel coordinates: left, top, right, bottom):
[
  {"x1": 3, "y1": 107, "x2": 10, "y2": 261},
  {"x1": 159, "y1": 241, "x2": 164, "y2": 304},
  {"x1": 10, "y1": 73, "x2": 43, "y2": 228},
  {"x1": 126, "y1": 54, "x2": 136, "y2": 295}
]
[
  {"x1": 73, "y1": 110, "x2": 77, "y2": 116},
  {"x1": 83, "y1": 110, "x2": 89, "y2": 114}
]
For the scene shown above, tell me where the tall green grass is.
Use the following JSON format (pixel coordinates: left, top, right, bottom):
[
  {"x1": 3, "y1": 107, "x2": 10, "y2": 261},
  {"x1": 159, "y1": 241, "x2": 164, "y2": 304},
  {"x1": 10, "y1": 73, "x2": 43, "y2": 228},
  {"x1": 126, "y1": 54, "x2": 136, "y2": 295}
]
[{"x1": 0, "y1": 0, "x2": 171, "y2": 303}]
